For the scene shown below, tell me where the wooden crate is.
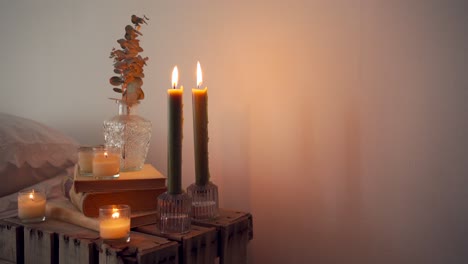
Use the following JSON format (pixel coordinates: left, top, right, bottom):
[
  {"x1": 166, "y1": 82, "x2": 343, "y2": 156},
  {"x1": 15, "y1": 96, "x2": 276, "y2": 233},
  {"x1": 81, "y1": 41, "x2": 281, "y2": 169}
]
[
  {"x1": 0, "y1": 220, "x2": 23, "y2": 264},
  {"x1": 3, "y1": 218, "x2": 180, "y2": 264},
  {"x1": 192, "y1": 209, "x2": 253, "y2": 264},
  {"x1": 25, "y1": 225, "x2": 56, "y2": 264},
  {"x1": 5, "y1": 218, "x2": 99, "y2": 264},
  {"x1": 134, "y1": 224, "x2": 218, "y2": 264},
  {"x1": 58, "y1": 232, "x2": 99, "y2": 264},
  {"x1": 98, "y1": 231, "x2": 179, "y2": 264},
  {"x1": 1, "y1": 208, "x2": 253, "y2": 264}
]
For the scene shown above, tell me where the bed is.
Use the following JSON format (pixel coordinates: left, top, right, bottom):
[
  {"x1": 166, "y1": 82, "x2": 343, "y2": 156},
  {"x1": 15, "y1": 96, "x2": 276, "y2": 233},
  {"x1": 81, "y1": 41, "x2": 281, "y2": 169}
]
[{"x1": 0, "y1": 112, "x2": 78, "y2": 218}]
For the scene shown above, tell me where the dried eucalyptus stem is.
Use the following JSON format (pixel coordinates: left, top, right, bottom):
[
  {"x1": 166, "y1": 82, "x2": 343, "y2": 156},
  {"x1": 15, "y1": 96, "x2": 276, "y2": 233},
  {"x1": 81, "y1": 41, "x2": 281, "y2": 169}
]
[{"x1": 109, "y1": 15, "x2": 149, "y2": 106}]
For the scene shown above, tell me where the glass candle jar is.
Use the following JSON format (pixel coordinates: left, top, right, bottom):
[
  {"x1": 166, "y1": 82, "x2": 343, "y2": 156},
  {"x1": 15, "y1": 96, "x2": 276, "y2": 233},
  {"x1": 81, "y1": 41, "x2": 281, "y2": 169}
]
[
  {"x1": 99, "y1": 204, "x2": 131, "y2": 243},
  {"x1": 18, "y1": 189, "x2": 46, "y2": 223},
  {"x1": 93, "y1": 146, "x2": 121, "y2": 178},
  {"x1": 78, "y1": 146, "x2": 94, "y2": 175}
]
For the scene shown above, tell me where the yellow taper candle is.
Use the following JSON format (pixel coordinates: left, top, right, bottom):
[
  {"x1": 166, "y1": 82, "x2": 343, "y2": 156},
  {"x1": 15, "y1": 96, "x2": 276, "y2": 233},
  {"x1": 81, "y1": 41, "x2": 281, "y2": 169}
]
[
  {"x1": 192, "y1": 61, "x2": 210, "y2": 186},
  {"x1": 168, "y1": 66, "x2": 183, "y2": 194}
]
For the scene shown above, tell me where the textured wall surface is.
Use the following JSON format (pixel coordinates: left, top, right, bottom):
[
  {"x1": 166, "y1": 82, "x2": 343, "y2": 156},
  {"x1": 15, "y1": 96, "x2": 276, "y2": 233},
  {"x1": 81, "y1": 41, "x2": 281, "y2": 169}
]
[{"x1": 1, "y1": 1, "x2": 468, "y2": 263}]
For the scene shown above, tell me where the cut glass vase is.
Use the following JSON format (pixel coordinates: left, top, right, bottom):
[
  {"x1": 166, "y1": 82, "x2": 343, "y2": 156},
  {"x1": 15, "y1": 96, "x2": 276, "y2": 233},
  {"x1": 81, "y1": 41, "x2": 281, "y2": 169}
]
[{"x1": 103, "y1": 100, "x2": 151, "y2": 172}]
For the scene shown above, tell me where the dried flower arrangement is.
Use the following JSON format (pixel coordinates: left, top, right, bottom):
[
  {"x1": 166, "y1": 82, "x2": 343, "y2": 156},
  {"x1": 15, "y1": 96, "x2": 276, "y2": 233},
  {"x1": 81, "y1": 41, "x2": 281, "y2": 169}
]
[{"x1": 109, "y1": 15, "x2": 149, "y2": 106}]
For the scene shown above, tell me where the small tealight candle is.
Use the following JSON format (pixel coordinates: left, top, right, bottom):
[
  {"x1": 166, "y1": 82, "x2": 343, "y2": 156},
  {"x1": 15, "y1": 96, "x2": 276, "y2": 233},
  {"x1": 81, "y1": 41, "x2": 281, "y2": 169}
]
[
  {"x1": 99, "y1": 205, "x2": 131, "y2": 242},
  {"x1": 93, "y1": 147, "x2": 120, "y2": 178},
  {"x1": 18, "y1": 189, "x2": 46, "y2": 223}
]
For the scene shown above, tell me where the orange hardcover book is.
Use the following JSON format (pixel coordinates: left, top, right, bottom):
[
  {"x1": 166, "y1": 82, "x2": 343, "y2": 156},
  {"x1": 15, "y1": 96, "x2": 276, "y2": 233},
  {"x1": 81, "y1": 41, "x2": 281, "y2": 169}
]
[
  {"x1": 69, "y1": 186, "x2": 166, "y2": 217},
  {"x1": 73, "y1": 164, "x2": 166, "y2": 193}
]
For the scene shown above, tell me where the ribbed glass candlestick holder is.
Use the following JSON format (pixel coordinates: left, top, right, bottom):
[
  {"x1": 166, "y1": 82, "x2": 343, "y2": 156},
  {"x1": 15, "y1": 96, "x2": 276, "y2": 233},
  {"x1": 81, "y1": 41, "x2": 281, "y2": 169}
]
[
  {"x1": 187, "y1": 181, "x2": 219, "y2": 220},
  {"x1": 157, "y1": 191, "x2": 192, "y2": 234}
]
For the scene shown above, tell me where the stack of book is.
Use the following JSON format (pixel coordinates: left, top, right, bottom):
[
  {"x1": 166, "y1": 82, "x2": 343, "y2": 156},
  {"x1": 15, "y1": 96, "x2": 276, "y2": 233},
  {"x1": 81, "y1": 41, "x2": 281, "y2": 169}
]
[{"x1": 69, "y1": 164, "x2": 166, "y2": 225}]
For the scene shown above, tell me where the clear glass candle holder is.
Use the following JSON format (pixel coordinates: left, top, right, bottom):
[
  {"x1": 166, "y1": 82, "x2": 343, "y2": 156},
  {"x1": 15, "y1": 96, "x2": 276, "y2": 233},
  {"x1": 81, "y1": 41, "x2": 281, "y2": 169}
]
[
  {"x1": 93, "y1": 146, "x2": 121, "y2": 179},
  {"x1": 187, "y1": 182, "x2": 219, "y2": 220},
  {"x1": 18, "y1": 189, "x2": 46, "y2": 223},
  {"x1": 78, "y1": 146, "x2": 94, "y2": 176},
  {"x1": 99, "y1": 204, "x2": 131, "y2": 243},
  {"x1": 157, "y1": 192, "x2": 192, "y2": 234}
]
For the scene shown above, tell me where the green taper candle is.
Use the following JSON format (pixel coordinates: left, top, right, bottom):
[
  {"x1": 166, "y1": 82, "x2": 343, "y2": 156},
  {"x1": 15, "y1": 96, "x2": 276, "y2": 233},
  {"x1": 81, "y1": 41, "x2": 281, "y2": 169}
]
[
  {"x1": 167, "y1": 66, "x2": 183, "y2": 194},
  {"x1": 192, "y1": 61, "x2": 210, "y2": 186}
]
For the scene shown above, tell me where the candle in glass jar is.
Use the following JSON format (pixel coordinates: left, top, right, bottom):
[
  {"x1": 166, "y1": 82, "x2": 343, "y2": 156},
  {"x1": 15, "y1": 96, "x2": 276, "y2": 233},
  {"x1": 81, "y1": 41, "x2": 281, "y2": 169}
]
[
  {"x1": 93, "y1": 148, "x2": 120, "y2": 177},
  {"x1": 100, "y1": 217, "x2": 130, "y2": 239},
  {"x1": 99, "y1": 205, "x2": 130, "y2": 241},
  {"x1": 78, "y1": 146, "x2": 94, "y2": 175},
  {"x1": 18, "y1": 189, "x2": 46, "y2": 222}
]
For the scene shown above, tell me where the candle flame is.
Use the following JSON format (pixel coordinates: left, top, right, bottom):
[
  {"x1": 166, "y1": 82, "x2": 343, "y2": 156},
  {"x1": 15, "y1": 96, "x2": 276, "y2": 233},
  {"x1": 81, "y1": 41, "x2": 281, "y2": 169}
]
[
  {"x1": 172, "y1": 66, "x2": 179, "y2": 88},
  {"x1": 104, "y1": 152, "x2": 108, "y2": 158},
  {"x1": 112, "y1": 208, "x2": 120, "y2": 218},
  {"x1": 28, "y1": 189, "x2": 35, "y2": 200},
  {"x1": 197, "y1": 61, "x2": 203, "y2": 88}
]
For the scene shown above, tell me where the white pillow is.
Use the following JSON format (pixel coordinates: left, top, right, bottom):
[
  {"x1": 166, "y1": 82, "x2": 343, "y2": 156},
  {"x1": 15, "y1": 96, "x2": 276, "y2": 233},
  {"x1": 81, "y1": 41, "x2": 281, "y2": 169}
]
[{"x1": 0, "y1": 113, "x2": 78, "y2": 197}]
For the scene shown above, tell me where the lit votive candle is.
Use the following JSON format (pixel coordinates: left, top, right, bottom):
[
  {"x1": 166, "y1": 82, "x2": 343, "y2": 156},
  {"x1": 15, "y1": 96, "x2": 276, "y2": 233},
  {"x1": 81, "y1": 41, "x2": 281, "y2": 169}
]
[
  {"x1": 18, "y1": 189, "x2": 46, "y2": 223},
  {"x1": 93, "y1": 147, "x2": 120, "y2": 178},
  {"x1": 99, "y1": 205, "x2": 131, "y2": 242}
]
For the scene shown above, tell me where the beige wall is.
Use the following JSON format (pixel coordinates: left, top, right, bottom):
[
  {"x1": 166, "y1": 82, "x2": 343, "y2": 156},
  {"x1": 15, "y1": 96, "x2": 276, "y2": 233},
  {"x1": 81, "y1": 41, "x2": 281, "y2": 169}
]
[{"x1": 1, "y1": 0, "x2": 468, "y2": 263}]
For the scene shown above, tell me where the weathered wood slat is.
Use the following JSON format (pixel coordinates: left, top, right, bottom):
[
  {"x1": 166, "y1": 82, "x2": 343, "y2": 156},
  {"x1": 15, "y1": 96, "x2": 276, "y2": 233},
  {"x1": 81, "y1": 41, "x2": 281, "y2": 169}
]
[
  {"x1": 192, "y1": 209, "x2": 253, "y2": 264},
  {"x1": 24, "y1": 226, "x2": 56, "y2": 264},
  {"x1": 5, "y1": 217, "x2": 100, "y2": 264},
  {"x1": 98, "y1": 231, "x2": 179, "y2": 264},
  {"x1": 135, "y1": 224, "x2": 218, "y2": 264},
  {"x1": 0, "y1": 220, "x2": 23, "y2": 264},
  {"x1": 59, "y1": 233, "x2": 98, "y2": 264}
]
